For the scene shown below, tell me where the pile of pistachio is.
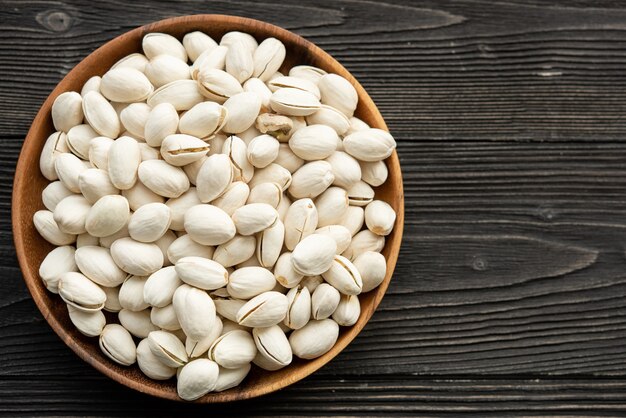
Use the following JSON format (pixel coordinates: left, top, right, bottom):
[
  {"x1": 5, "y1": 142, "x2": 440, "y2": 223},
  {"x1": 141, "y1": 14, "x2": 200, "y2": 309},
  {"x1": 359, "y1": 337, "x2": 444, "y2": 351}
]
[{"x1": 34, "y1": 30, "x2": 397, "y2": 401}]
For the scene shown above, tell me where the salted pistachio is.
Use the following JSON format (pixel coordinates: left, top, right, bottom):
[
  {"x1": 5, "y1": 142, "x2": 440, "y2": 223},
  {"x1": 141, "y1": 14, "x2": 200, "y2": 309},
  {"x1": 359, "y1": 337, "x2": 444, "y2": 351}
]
[
  {"x1": 212, "y1": 181, "x2": 250, "y2": 216},
  {"x1": 285, "y1": 285, "x2": 311, "y2": 330},
  {"x1": 88, "y1": 136, "x2": 114, "y2": 170},
  {"x1": 343, "y1": 128, "x2": 396, "y2": 162},
  {"x1": 138, "y1": 159, "x2": 190, "y2": 198},
  {"x1": 147, "y1": 80, "x2": 204, "y2": 111},
  {"x1": 144, "y1": 54, "x2": 190, "y2": 88},
  {"x1": 173, "y1": 284, "x2": 217, "y2": 341},
  {"x1": 54, "y1": 152, "x2": 88, "y2": 193},
  {"x1": 167, "y1": 234, "x2": 214, "y2": 264},
  {"x1": 222, "y1": 92, "x2": 262, "y2": 134},
  {"x1": 314, "y1": 187, "x2": 349, "y2": 228},
  {"x1": 306, "y1": 105, "x2": 350, "y2": 135},
  {"x1": 274, "y1": 143, "x2": 304, "y2": 173},
  {"x1": 196, "y1": 68, "x2": 243, "y2": 103},
  {"x1": 181, "y1": 156, "x2": 204, "y2": 186},
  {"x1": 82, "y1": 91, "x2": 121, "y2": 138},
  {"x1": 179, "y1": 101, "x2": 227, "y2": 139},
  {"x1": 42, "y1": 181, "x2": 73, "y2": 212},
  {"x1": 232, "y1": 203, "x2": 279, "y2": 236},
  {"x1": 139, "y1": 144, "x2": 160, "y2": 163},
  {"x1": 184, "y1": 204, "x2": 236, "y2": 245},
  {"x1": 343, "y1": 229, "x2": 385, "y2": 261},
  {"x1": 78, "y1": 168, "x2": 118, "y2": 204},
  {"x1": 143, "y1": 266, "x2": 182, "y2": 308},
  {"x1": 185, "y1": 316, "x2": 223, "y2": 358},
  {"x1": 254, "y1": 113, "x2": 293, "y2": 141},
  {"x1": 247, "y1": 182, "x2": 282, "y2": 208},
  {"x1": 360, "y1": 160, "x2": 388, "y2": 187},
  {"x1": 160, "y1": 134, "x2": 209, "y2": 167},
  {"x1": 118, "y1": 275, "x2": 149, "y2": 312},
  {"x1": 270, "y1": 87, "x2": 321, "y2": 117},
  {"x1": 238, "y1": 126, "x2": 262, "y2": 145},
  {"x1": 213, "y1": 235, "x2": 256, "y2": 268},
  {"x1": 65, "y1": 124, "x2": 97, "y2": 160},
  {"x1": 268, "y1": 76, "x2": 320, "y2": 99},
  {"x1": 364, "y1": 200, "x2": 396, "y2": 237},
  {"x1": 150, "y1": 303, "x2": 181, "y2": 331},
  {"x1": 176, "y1": 256, "x2": 228, "y2": 290},
  {"x1": 227, "y1": 266, "x2": 276, "y2": 300},
  {"x1": 67, "y1": 304, "x2": 105, "y2": 337},
  {"x1": 136, "y1": 338, "x2": 177, "y2": 380},
  {"x1": 196, "y1": 153, "x2": 233, "y2": 202},
  {"x1": 75, "y1": 245, "x2": 127, "y2": 287},
  {"x1": 318, "y1": 74, "x2": 358, "y2": 117},
  {"x1": 322, "y1": 255, "x2": 363, "y2": 295},
  {"x1": 347, "y1": 181, "x2": 374, "y2": 207},
  {"x1": 40, "y1": 131, "x2": 69, "y2": 180},
  {"x1": 256, "y1": 219, "x2": 284, "y2": 269},
  {"x1": 292, "y1": 234, "x2": 337, "y2": 276},
  {"x1": 214, "y1": 298, "x2": 246, "y2": 323},
  {"x1": 242, "y1": 134, "x2": 279, "y2": 170},
  {"x1": 39, "y1": 246, "x2": 77, "y2": 293},
  {"x1": 58, "y1": 272, "x2": 105, "y2": 312},
  {"x1": 53, "y1": 194, "x2": 91, "y2": 235},
  {"x1": 214, "y1": 364, "x2": 251, "y2": 392},
  {"x1": 98, "y1": 222, "x2": 130, "y2": 249},
  {"x1": 119, "y1": 308, "x2": 158, "y2": 338},
  {"x1": 119, "y1": 103, "x2": 150, "y2": 139},
  {"x1": 208, "y1": 330, "x2": 257, "y2": 369},
  {"x1": 142, "y1": 32, "x2": 187, "y2": 61},
  {"x1": 339, "y1": 206, "x2": 364, "y2": 236},
  {"x1": 252, "y1": 37, "x2": 285, "y2": 81},
  {"x1": 236, "y1": 291, "x2": 288, "y2": 327},
  {"x1": 288, "y1": 124, "x2": 338, "y2": 161},
  {"x1": 108, "y1": 136, "x2": 141, "y2": 190},
  {"x1": 288, "y1": 65, "x2": 327, "y2": 84},
  {"x1": 183, "y1": 31, "x2": 218, "y2": 62},
  {"x1": 289, "y1": 161, "x2": 334, "y2": 200},
  {"x1": 111, "y1": 53, "x2": 148, "y2": 72},
  {"x1": 252, "y1": 325, "x2": 292, "y2": 371},
  {"x1": 237, "y1": 254, "x2": 262, "y2": 269},
  {"x1": 81, "y1": 75, "x2": 102, "y2": 96},
  {"x1": 333, "y1": 294, "x2": 360, "y2": 326},
  {"x1": 225, "y1": 41, "x2": 254, "y2": 83},
  {"x1": 353, "y1": 251, "x2": 387, "y2": 293},
  {"x1": 144, "y1": 103, "x2": 179, "y2": 147},
  {"x1": 247, "y1": 163, "x2": 292, "y2": 190},
  {"x1": 191, "y1": 45, "x2": 228, "y2": 79},
  {"x1": 284, "y1": 198, "x2": 318, "y2": 251},
  {"x1": 223, "y1": 135, "x2": 254, "y2": 182},
  {"x1": 325, "y1": 151, "x2": 361, "y2": 190},
  {"x1": 243, "y1": 78, "x2": 272, "y2": 111},
  {"x1": 100, "y1": 68, "x2": 153, "y2": 103},
  {"x1": 85, "y1": 195, "x2": 129, "y2": 237},
  {"x1": 122, "y1": 181, "x2": 164, "y2": 211},
  {"x1": 147, "y1": 330, "x2": 188, "y2": 367},
  {"x1": 221, "y1": 31, "x2": 258, "y2": 52},
  {"x1": 164, "y1": 188, "x2": 201, "y2": 231},
  {"x1": 155, "y1": 230, "x2": 177, "y2": 267},
  {"x1": 277, "y1": 193, "x2": 291, "y2": 222},
  {"x1": 76, "y1": 232, "x2": 100, "y2": 248},
  {"x1": 110, "y1": 237, "x2": 164, "y2": 276},
  {"x1": 33, "y1": 210, "x2": 76, "y2": 245},
  {"x1": 311, "y1": 283, "x2": 340, "y2": 320},
  {"x1": 315, "y1": 224, "x2": 352, "y2": 254},
  {"x1": 301, "y1": 275, "x2": 323, "y2": 293},
  {"x1": 99, "y1": 324, "x2": 137, "y2": 366},
  {"x1": 102, "y1": 285, "x2": 122, "y2": 312},
  {"x1": 177, "y1": 359, "x2": 219, "y2": 401},
  {"x1": 273, "y1": 252, "x2": 303, "y2": 288},
  {"x1": 289, "y1": 318, "x2": 339, "y2": 360}
]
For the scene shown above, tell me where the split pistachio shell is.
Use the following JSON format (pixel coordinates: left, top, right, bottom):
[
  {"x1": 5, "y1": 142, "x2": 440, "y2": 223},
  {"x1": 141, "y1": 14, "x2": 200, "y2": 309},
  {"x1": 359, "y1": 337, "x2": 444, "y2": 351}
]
[
  {"x1": 142, "y1": 33, "x2": 187, "y2": 61},
  {"x1": 318, "y1": 74, "x2": 358, "y2": 117},
  {"x1": 58, "y1": 272, "x2": 106, "y2": 312},
  {"x1": 212, "y1": 181, "x2": 250, "y2": 216},
  {"x1": 255, "y1": 113, "x2": 293, "y2": 140},
  {"x1": 79, "y1": 168, "x2": 119, "y2": 204},
  {"x1": 119, "y1": 102, "x2": 150, "y2": 139},
  {"x1": 177, "y1": 359, "x2": 219, "y2": 401},
  {"x1": 175, "y1": 256, "x2": 228, "y2": 290},
  {"x1": 54, "y1": 152, "x2": 88, "y2": 193},
  {"x1": 225, "y1": 41, "x2": 254, "y2": 83},
  {"x1": 85, "y1": 195, "x2": 130, "y2": 237},
  {"x1": 145, "y1": 102, "x2": 180, "y2": 147},
  {"x1": 173, "y1": 284, "x2": 216, "y2": 341},
  {"x1": 42, "y1": 181, "x2": 73, "y2": 212},
  {"x1": 167, "y1": 234, "x2": 214, "y2": 264},
  {"x1": 227, "y1": 266, "x2": 276, "y2": 299},
  {"x1": 347, "y1": 180, "x2": 375, "y2": 207},
  {"x1": 250, "y1": 37, "x2": 284, "y2": 81},
  {"x1": 289, "y1": 319, "x2": 339, "y2": 359},
  {"x1": 343, "y1": 128, "x2": 396, "y2": 162},
  {"x1": 289, "y1": 161, "x2": 334, "y2": 199},
  {"x1": 111, "y1": 53, "x2": 148, "y2": 72},
  {"x1": 75, "y1": 245, "x2": 127, "y2": 287},
  {"x1": 343, "y1": 230, "x2": 385, "y2": 261},
  {"x1": 108, "y1": 136, "x2": 141, "y2": 190},
  {"x1": 322, "y1": 255, "x2": 363, "y2": 295},
  {"x1": 332, "y1": 294, "x2": 360, "y2": 326},
  {"x1": 360, "y1": 160, "x2": 388, "y2": 187},
  {"x1": 66, "y1": 124, "x2": 97, "y2": 159},
  {"x1": 119, "y1": 308, "x2": 158, "y2": 338},
  {"x1": 214, "y1": 298, "x2": 246, "y2": 323},
  {"x1": 122, "y1": 181, "x2": 165, "y2": 211},
  {"x1": 285, "y1": 285, "x2": 311, "y2": 330},
  {"x1": 118, "y1": 275, "x2": 149, "y2": 311},
  {"x1": 208, "y1": 330, "x2": 257, "y2": 369},
  {"x1": 196, "y1": 68, "x2": 243, "y2": 103},
  {"x1": 311, "y1": 283, "x2": 341, "y2": 320},
  {"x1": 160, "y1": 134, "x2": 209, "y2": 166},
  {"x1": 110, "y1": 237, "x2": 164, "y2": 276},
  {"x1": 268, "y1": 76, "x2": 320, "y2": 98},
  {"x1": 196, "y1": 154, "x2": 233, "y2": 202},
  {"x1": 147, "y1": 80, "x2": 204, "y2": 111},
  {"x1": 144, "y1": 54, "x2": 190, "y2": 88},
  {"x1": 289, "y1": 124, "x2": 338, "y2": 161},
  {"x1": 223, "y1": 135, "x2": 254, "y2": 182},
  {"x1": 99, "y1": 324, "x2": 137, "y2": 366},
  {"x1": 232, "y1": 203, "x2": 279, "y2": 236},
  {"x1": 40, "y1": 131, "x2": 69, "y2": 180},
  {"x1": 88, "y1": 136, "x2": 114, "y2": 170},
  {"x1": 151, "y1": 304, "x2": 182, "y2": 331},
  {"x1": 82, "y1": 91, "x2": 120, "y2": 138},
  {"x1": 315, "y1": 225, "x2": 352, "y2": 254},
  {"x1": 102, "y1": 285, "x2": 122, "y2": 312},
  {"x1": 292, "y1": 233, "x2": 337, "y2": 276},
  {"x1": 52, "y1": 91, "x2": 83, "y2": 133},
  {"x1": 191, "y1": 45, "x2": 228, "y2": 79},
  {"x1": 275, "y1": 143, "x2": 304, "y2": 173},
  {"x1": 326, "y1": 151, "x2": 361, "y2": 189},
  {"x1": 165, "y1": 188, "x2": 201, "y2": 231},
  {"x1": 306, "y1": 105, "x2": 350, "y2": 135},
  {"x1": 143, "y1": 266, "x2": 182, "y2": 307},
  {"x1": 186, "y1": 316, "x2": 223, "y2": 358},
  {"x1": 137, "y1": 338, "x2": 177, "y2": 380},
  {"x1": 339, "y1": 206, "x2": 365, "y2": 236},
  {"x1": 273, "y1": 252, "x2": 303, "y2": 288},
  {"x1": 138, "y1": 159, "x2": 190, "y2": 198},
  {"x1": 284, "y1": 198, "x2": 318, "y2": 251},
  {"x1": 354, "y1": 251, "x2": 387, "y2": 292},
  {"x1": 53, "y1": 194, "x2": 91, "y2": 235},
  {"x1": 179, "y1": 101, "x2": 227, "y2": 139},
  {"x1": 236, "y1": 291, "x2": 288, "y2": 327},
  {"x1": 33, "y1": 210, "x2": 76, "y2": 245},
  {"x1": 289, "y1": 65, "x2": 327, "y2": 84},
  {"x1": 148, "y1": 330, "x2": 188, "y2": 367},
  {"x1": 315, "y1": 187, "x2": 349, "y2": 227},
  {"x1": 256, "y1": 219, "x2": 284, "y2": 268},
  {"x1": 270, "y1": 87, "x2": 321, "y2": 117},
  {"x1": 39, "y1": 246, "x2": 77, "y2": 293},
  {"x1": 244, "y1": 78, "x2": 272, "y2": 111},
  {"x1": 183, "y1": 31, "x2": 217, "y2": 62},
  {"x1": 222, "y1": 92, "x2": 262, "y2": 134},
  {"x1": 67, "y1": 304, "x2": 106, "y2": 337},
  {"x1": 247, "y1": 163, "x2": 292, "y2": 191},
  {"x1": 213, "y1": 235, "x2": 256, "y2": 268},
  {"x1": 365, "y1": 200, "x2": 396, "y2": 236},
  {"x1": 100, "y1": 68, "x2": 153, "y2": 103},
  {"x1": 252, "y1": 325, "x2": 292, "y2": 370},
  {"x1": 184, "y1": 204, "x2": 236, "y2": 246},
  {"x1": 214, "y1": 364, "x2": 251, "y2": 392}
]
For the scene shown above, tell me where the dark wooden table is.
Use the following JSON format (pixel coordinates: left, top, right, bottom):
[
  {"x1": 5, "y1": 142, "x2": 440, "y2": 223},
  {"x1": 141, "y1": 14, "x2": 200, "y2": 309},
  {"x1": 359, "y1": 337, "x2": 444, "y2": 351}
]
[{"x1": 3, "y1": 0, "x2": 626, "y2": 415}]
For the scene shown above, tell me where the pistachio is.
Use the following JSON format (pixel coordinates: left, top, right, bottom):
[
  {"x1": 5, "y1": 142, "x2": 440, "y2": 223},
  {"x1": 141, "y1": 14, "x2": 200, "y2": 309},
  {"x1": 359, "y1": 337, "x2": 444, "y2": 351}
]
[
  {"x1": 150, "y1": 304, "x2": 182, "y2": 331},
  {"x1": 227, "y1": 266, "x2": 277, "y2": 299},
  {"x1": 222, "y1": 92, "x2": 262, "y2": 134},
  {"x1": 343, "y1": 230, "x2": 385, "y2": 261},
  {"x1": 108, "y1": 136, "x2": 141, "y2": 190},
  {"x1": 185, "y1": 316, "x2": 223, "y2": 357},
  {"x1": 247, "y1": 182, "x2": 282, "y2": 208},
  {"x1": 244, "y1": 134, "x2": 279, "y2": 169},
  {"x1": 79, "y1": 168, "x2": 119, "y2": 204},
  {"x1": 177, "y1": 359, "x2": 219, "y2": 401},
  {"x1": 58, "y1": 272, "x2": 105, "y2": 312},
  {"x1": 196, "y1": 154, "x2": 233, "y2": 202},
  {"x1": 247, "y1": 163, "x2": 292, "y2": 191},
  {"x1": 175, "y1": 256, "x2": 228, "y2": 290},
  {"x1": 184, "y1": 204, "x2": 236, "y2": 245},
  {"x1": 311, "y1": 283, "x2": 341, "y2": 320},
  {"x1": 289, "y1": 319, "x2": 339, "y2": 359},
  {"x1": 42, "y1": 181, "x2": 74, "y2": 212},
  {"x1": 252, "y1": 325, "x2": 292, "y2": 371},
  {"x1": 81, "y1": 75, "x2": 102, "y2": 96},
  {"x1": 88, "y1": 136, "x2": 114, "y2": 170},
  {"x1": 360, "y1": 160, "x2": 388, "y2": 187},
  {"x1": 347, "y1": 180, "x2": 374, "y2": 207},
  {"x1": 39, "y1": 246, "x2": 78, "y2": 293},
  {"x1": 285, "y1": 285, "x2": 311, "y2": 330},
  {"x1": 85, "y1": 195, "x2": 130, "y2": 238},
  {"x1": 214, "y1": 364, "x2": 251, "y2": 392},
  {"x1": 147, "y1": 330, "x2": 188, "y2": 367},
  {"x1": 40, "y1": 131, "x2": 69, "y2": 181},
  {"x1": 160, "y1": 134, "x2": 209, "y2": 167},
  {"x1": 119, "y1": 308, "x2": 158, "y2": 338},
  {"x1": 318, "y1": 74, "x2": 358, "y2": 117},
  {"x1": 288, "y1": 124, "x2": 338, "y2": 161},
  {"x1": 223, "y1": 135, "x2": 254, "y2": 182},
  {"x1": 236, "y1": 291, "x2": 288, "y2": 327},
  {"x1": 122, "y1": 181, "x2": 165, "y2": 212},
  {"x1": 143, "y1": 266, "x2": 182, "y2": 308},
  {"x1": 33, "y1": 210, "x2": 76, "y2": 245},
  {"x1": 167, "y1": 234, "x2": 214, "y2": 264},
  {"x1": 67, "y1": 304, "x2": 106, "y2": 337},
  {"x1": 183, "y1": 31, "x2": 218, "y2": 62},
  {"x1": 144, "y1": 102, "x2": 180, "y2": 147},
  {"x1": 196, "y1": 68, "x2": 243, "y2": 103},
  {"x1": 339, "y1": 206, "x2": 365, "y2": 236},
  {"x1": 254, "y1": 113, "x2": 293, "y2": 141},
  {"x1": 256, "y1": 218, "x2": 284, "y2": 268},
  {"x1": 110, "y1": 237, "x2": 164, "y2": 276},
  {"x1": 232, "y1": 203, "x2": 279, "y2": 236},
  {"x1": 225, "y1": 41, "x2": 254, "y2": 83},
  {"x1": 252, "y1": 38, "x2": 285, "y2": 81},
  {"x1": 326, "y1": 151, "x2": 361, "y2": 189},
  {"x1": 173, "y1": 284, "x2": 216, "y2": 341},
  {"x1": 214, "y1": 298, "x2": 247, "y2": 323},
  {"x1": 273, "y1": 252, "x2": 303, "y2": 289},
  {"x1": 138, "y1": 159, "x2": 190, "y2": 198},
  {"x1": 274, "y1": 143, "x2": 304, "y2": 173},
  {"x1": 213, "y1": 235, "x2": 256, "y2": 268},
  {"x1": 315, "y1": 187, "x2": 349, "y2": 228},
  {"x1": 191, "y1": 45, "x2": 228, "y2": 79},
  {"x1": 288, "y1": 65, "x2": 327, "y2": 84},
  {"x1": 99, "y1": 324, "x2": 137, "y2": 366},
  {"x1": 306, "y1": 105, "x2": 350, "y2": 135},
  {"x1": 353, "y1": 251, "x2": 387, "y2": 292},
  {"x1": 221, "y1": 31, "x2": 258, "y2": 52},
  {"x1": 53, "y1": 194, "x2": 91, "y2": 235},
  {"x1": 283, "y1": 198, "x2": 318, "y2": 251},
  {"x1": 118, "y1": 275, "x2": 149, "y2": 311},
  {"x1": 277, "y1": 193, "x2": 291, "y2": 221},
  {"x1": 365, "y1": 200, "x2": 396, "y2": 237},
  {"x1": 98, "y1": 222, "x2": 130, "y2": 249},
  {"x1": 111, "y1": 53, "x2": 148, "y2": 72},
  {"x1": 268, "y1": 76, "x2": 320, "y2": 99},
  {"x1": 147, "y1": 80, "x2": 204, "y2": 111},
  {"x1": 136, "y1": 338, "x2": 177, "y2": 380},
  {"x1": 270, "y1": 87, "x2": 321, "y2": 117},
  {"x1": 52, "y1": 91, "x2": 83, "y2": 133},
  {"x1": 102, "y1": 285, "x2": 122, "y2": 312},
  {"x1": 54, "y1": 152, "x2": 88, "y2": 193},
  {"x1": 343, "y1": 128, "x2": 397, "y2": 162},
  {"x1": 212, "y1": 181, "x2": 250, "y2": 216},
  {"x1": 332, "y1": 294, "x2": 360, "y2": 326},
  {"x1": 119, "y1": 102, "x2": 150, "y2": 139},
  {"x1": 75, "y1": 245, "x2": 127, "y2": 287},
  {"x1": 288, "y1": 161, "x2": 334, "y2": 199},
  {"x1": 208, "y1": 330, "x2": 257, "y2": 369},
  {"x1": 322, "y1": 255, "x2": 363, "y2": 295},
  {"x1": 315, "y1": 225, "x2": 352, "y2": 254},
  {"x1": 243, "y1": 78, "x2": 272, "y2": 111},
  {"x1": 179, "y1": 101, "x2": 227, "y2": 139},
  {"x1": 144, "y1": 54, "x2": 190, "y2": 88},
  {"x1": 292, "y1": 233, "x2": 337, "y2": 276},
  {"x1": 82, "y1": 91, "x2": 121, "y2": 138},
  {"x1": 301, "y1": 275, "x2": 324, "y2": 293},
  {"x1": 142, "y1": 33, "x2": 187, "y2": 61},
  {"x1": 100, "y1": 68, "x2": 153, "y2": 103},
  {"x1": 66, "y1": 124, "x2": 97, "y2": 160},
  {"x1": 165, "y1": 188, "x2": 201, "y2": 231}
]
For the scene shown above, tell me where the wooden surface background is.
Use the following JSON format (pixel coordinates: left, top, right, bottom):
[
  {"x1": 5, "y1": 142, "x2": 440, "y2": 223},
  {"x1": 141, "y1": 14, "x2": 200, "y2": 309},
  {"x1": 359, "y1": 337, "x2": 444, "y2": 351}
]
[{"x1": 2, "y1": 0, "x2": 626, "y2": 415}]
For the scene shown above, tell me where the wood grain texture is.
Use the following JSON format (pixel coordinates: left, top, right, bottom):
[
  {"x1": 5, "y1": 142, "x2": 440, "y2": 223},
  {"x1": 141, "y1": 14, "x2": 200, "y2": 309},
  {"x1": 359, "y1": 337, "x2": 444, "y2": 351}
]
[{"x1": 2, "y1": 0, "x2": 626, "y2": 414}]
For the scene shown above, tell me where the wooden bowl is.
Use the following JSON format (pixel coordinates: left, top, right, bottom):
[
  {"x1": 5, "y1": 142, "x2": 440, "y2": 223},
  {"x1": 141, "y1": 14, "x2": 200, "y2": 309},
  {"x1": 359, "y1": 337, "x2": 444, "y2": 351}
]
[{"x1": 12, "y1": 15, "x2": 404, "y2": 402}]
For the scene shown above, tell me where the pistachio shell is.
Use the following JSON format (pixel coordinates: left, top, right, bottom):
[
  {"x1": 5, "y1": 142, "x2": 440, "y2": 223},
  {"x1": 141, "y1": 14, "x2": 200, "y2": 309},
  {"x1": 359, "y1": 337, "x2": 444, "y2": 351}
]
[
  {"x1": 108, "y1": 136, "x2": 141, "y2": 190},
  {"x1": 274, "y1": 143, "x2": 304, "y2": 173},
  {"x1": 256, "y1": 219, "x2": 285, "y2": 268},
  {"x1": 144, "y1": 102, "x2": 180, "y2": 147},
  {"x1": 110, "y1": 237, "x2": 164, "y2": 276},
  {"x1": 300, "y1": 275, "x2": 324, "y2": 293},
  {"x1": 100, "y1": 68, "x2": 154, "y2": 103},
  {"x1": 314, "y1": 187, "x2": 349, "y2": 228},
  {"x1": 221, "y1": 31, "x2": 258, "y2": 52},
  {"x1": 243, "y1": 78, "x2": 272, "y2": 111},
  {"x1": 102, "y1": 285, "x2": 122, "y2": 312},
  {"x1": 212, "y1": 181, "x2": 250, "y2": 216},
  {"x1": 165, "y1": 188, "x2": 201, "y2": 231},
  {"x1": 353, "y1": 251, "x2": 387, "y2": 292},
  {"x1": 311, "y1": 283, "x2": 341, "y2": 320},
  {"x1": 306, "y1": 105, "x2": 350, "y2": 135},
  {"x1": 155, "y1": 230, "x2": 177, "y2": 267},
  {"x1": 289, "y1": 319, "x2": 339, "y2": 359},
  {"x1": 175, "y1": 256, "x2": 229, "y2": 290},
  {"x1": 208, "y1": 330, "x2": 257, "y2": 369},
  {"x1": 121, "y1": 180, "x2": 165, "y2": 211},
  {"x1": 85, "y1": 195, "x2": 130, "y2": 238},
  {"x1": 332, "y1": 294, "x2": 360, "y2": 326},
  {"x1": 58, "y1": 271, "x2": 105, "y2": 312},
  {"x1": 223, "y1": 135, "x2": 254, "y2": 182},
  {"x1": 54, "y1": 152, "x2": 88, "y2": 193},
  {"x1": 53, "y1": 194, "x2": 91, "y2": 235},
  {"x1": 82, "y1": 91, "x2": 121, "y2": 138},
  {"x1": 185, "y1": 316, "x2": 223, "y2": 358},
  {"x1": 342, "y1": 229, "x2": 385, "y2": 261},
  {"x1": 270, "y1": 87, "x2": 321, "y2": 117},
  {"x1": 117, "y1": 275, "x2": 149, "y2": 312},
  {"x1": 144, "y1": 54, "x2": 190, "y2": 88},
  {"x1": 184, "y1": 204, "x2": 236, "y2": 246},
  {"x1": 183, "y1": 31, "x2": 218, "y2": 62},
  {"x1": 147, "y1": 330, "x2": 188, "y2": 367},
  {"x1": 150, "y1": 303, "x2": 181, "y2": 331},
  {"x1": 291, "y1": 234, "x2": 337, "y2": 276},
  {"x1": 67, "y1": 304, "x2": 106, "y2": 337},
  {"x1": 76, "y1": 232, "x2": 100, "y2": 248},
  {"x1": 33, "y1": 210, "x2": 76, "y2": 245},
  {"x1": 39, "y1": 246, "x2": 78, "y2": 293},
  {"x1": 325, "y1": 151, "x2": 361, "y2": 189},
  {"x1": 88, "y1": 136, "x2": 114, "y2": 170},
  {"x1": 268, "y1": 76, "x2": 320, "y2": 99},
  {"x1": 232, "y1": 203, "x2": 279, "y2": 236},
  {"x1": 318, "y1": 74, "x2": 358, "y2": 117},
  {"x1": 213, "y1": 235, "x2": 256, "y2": 268},
  {"x1": 119, "y1": 102, "x2": 150, "y2": 139},
  {"x1": 214, "y1": 364, "x2": 251, "y2": 392},
  {"x1": 222, "y1": 92, "x2": 262, "y2": 134},
  {"x1": 288, "y1": 161, "x2": 334, "y2": 199},
  {"x1": 52, "y1": 91, "x2": 84, "y2": 133},
  {"x1": 196, "y1": 68, "x2": 244, "y2": 103},
  {"x1": 288, "y1": 65, "x2": 327, "y2": 84},
  {"x1": 343, "y1": 128, "x2": 397, "y2": 162},
  {"x1": 111, "y1": 53, "x2": 149, "y2": 72},
  {"x1": 138, "y1": 159, "x2": 190, "y2": 198},
  {"x1": 273, "y1": 252, "x2": 303, "y2": 289},
  {"x1": 360, "y1": 160, "x2": 388, "y2": 187},
  {"x1": 179, "y1": 101, "x2": 227, "y2": 139},
  {"x1": 136, "y1": 338, "x2": 176, "y2": 380},
  {"x1": 143, "y1": 266, "x2": 182, "y2": 308},
  {"x1": 40, "y1": 131, "x2": 69, "y2": 181},
  {"x1": 75, "y1": 245, "x2": 127, "y2": 287},
  {"x1": 196, "y1": 154, "x2": 233, "y2": 202},
  {"x1": 288, "y1": 124, "x2": 338, "y2": 161},
  {"x1": 66, "y1": 124, "x2": 97, "y2": 159},
  {"x1": 347, "y1": 180, "x2": 374, "y2": 207},
  {"x1": 147, "y1": 80, "x2": 204, "y2": 111},
  {"x1": 252, "y1": 325, "x2": 292, "y2": 371},
  {"x1": 160, "y1": 134, "x2": 210, "y2": 166},
  {"x1": 167, "y1": 234, "x2": 214, "y2": 264},
  {"x1": 176, "y1": 359, "x2": 219, "y2": 401},
  {"x1": 173, "y1": 284, "x2": 217, "y2": 341},
  {"x1": 321, "y1": 255, "x2": 363, "y2": 295},
  {"x1": 247, "y1": 163, "x2": 292, "y2": 191},
  {"x1": 227, "y1": 266, "x2": 276, "y2": 299},
  {"x1": 252, "y1": 38, "x2": 286, "y2": 81},
  {"x1": 339, "y1": 206, "x2": 365, "y2": 236},
  {"x1": 236, "y1": 291, "x2": 288, "y2": 327},
  {"x1": 225, "y1": 41, "x2": 254, "y2": 83},
  {"x1": 99, "y1": 324, "x2": 137, "y2": 366},
  {"x1": 283, "y1": 198, "x2": 318, "y2": 251},
  {"x1": 142, "y1": 32, "x2": 187, "y2": 61},
  {"x1": 191, "y1": 45, "x2": 228, "y2": 79},
  {"x1": 285, "y1": 285, "x2": 311, "y2": 330},
  {"x1": 119, "y1": 308, "x2": 158, "y2": 338},
  {"x1": 214, "y1": 298, "x2": 246, "y2": 323}
]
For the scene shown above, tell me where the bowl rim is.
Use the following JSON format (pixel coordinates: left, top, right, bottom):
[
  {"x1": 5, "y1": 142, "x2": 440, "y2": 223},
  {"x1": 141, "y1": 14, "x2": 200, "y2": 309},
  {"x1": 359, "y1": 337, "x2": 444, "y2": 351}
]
[{"x1": 12, "y1": 14, "x2": 404, "y2": 402}]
